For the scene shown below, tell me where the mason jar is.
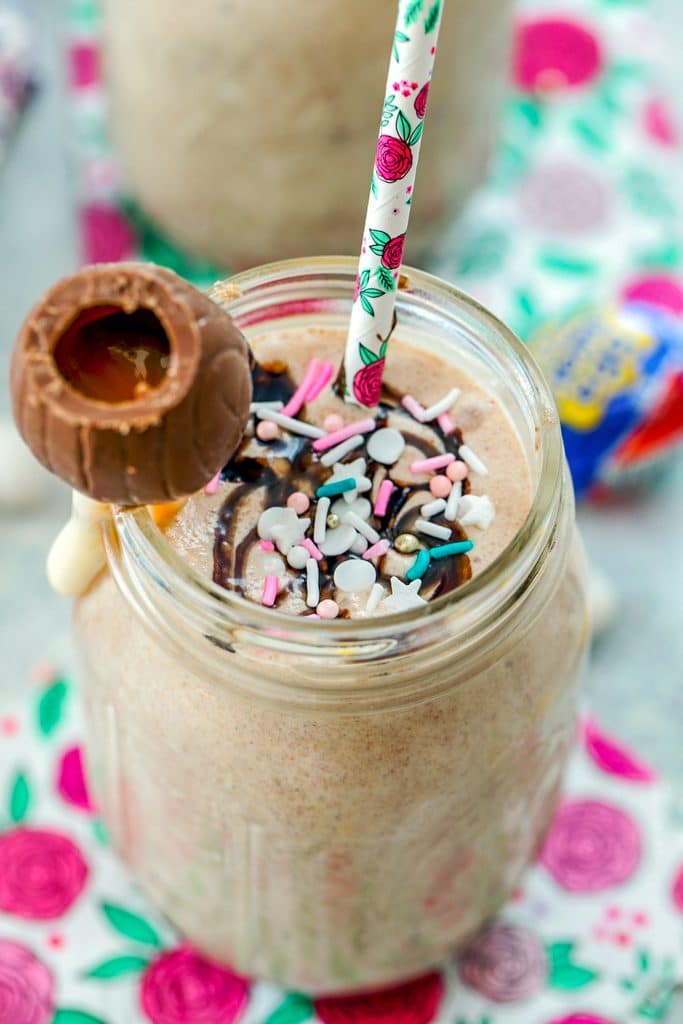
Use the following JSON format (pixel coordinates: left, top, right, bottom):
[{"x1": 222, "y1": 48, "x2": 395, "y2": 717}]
[
  {"x1": 73, "y1": 258, "x2": 588, "y2": 994},
  {"x1": 100, "y1": 0, "x2": 514, "y2": 268}
]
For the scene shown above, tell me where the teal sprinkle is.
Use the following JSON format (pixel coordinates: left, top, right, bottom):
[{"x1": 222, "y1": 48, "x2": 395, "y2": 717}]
[
  {"x1": 430, "y1": 540, "x2": 474, "y2": 560},
  {"x1": 406, "y1": 549, "x2": 431, "y2": 581},
  {"x1": 316, "y1": 478, "x2": 356, "y2": 498}
]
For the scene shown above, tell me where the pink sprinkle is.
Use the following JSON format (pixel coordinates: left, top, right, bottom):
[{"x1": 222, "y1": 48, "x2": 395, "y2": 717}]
[
  {"x1": 287, "y1": 491, "x2": 310, "y2": 515},
  {"x1": 430, "y1": 475, "x2": 452, "y2": 498},
  {"x1": 402, "y1": 395, "x2": 426, "y2": 421},
  {"x1": 258, "y1": 540, "x2": 275, "y2": 552},
  {"x1": 261, "y1": 575, "x2": 279, "y2": 607},
  {"x1": 256, "y1": 420, "x2": 281, "y2": 442},
  {"x1": 305, "y1": 361, "x2": 335, "y2": 402},
  {"x1": 302, "y1": 539, "x2": 323, "y2": 561},
  {"x1": 317, "y1": 599, "x2": 340, "y2": 620},
  {"x1": 438, "y1": 412, "x2": 456, "y2": 435},
  {"x1": 281, "y1": 358, "x2": 322, "y2": 417},
  {"x1": 410, "y1": 453, "x2": 455, "y2": 475},
  {"x1": 313, "y1": 417, "x2": 376, "y2": 452},
  {"x1": 204, "y1": 471, "x2": 221, "y2": 496},
  {"x1": 446, "y1": 460, "x2": 468, "y2": 483},
  {"x1": 324, "y1": 413, "x2": 344, "y2": 432},
  {"x1": 306, "y1": 613, "x2": 321, "y2": 619},
  {"x1": 363, "y1": 539, "x2": 391, "y2": 561},
  {"x1": 374, "y1": 479, "x2": 395, "y2": 517}
]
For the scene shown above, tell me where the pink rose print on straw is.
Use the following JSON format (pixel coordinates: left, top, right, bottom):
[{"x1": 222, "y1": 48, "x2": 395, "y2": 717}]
[
  {"x1": 513, "y1": 17, "x2": 603, "y2": 92},
  {"x1": 583, "y1": 717, "x2": 657, "y2": 783},
  {"x1": 375, "y1": 133, "x2": 414, "y2": 183},
  {"x1": 414, "y1": 83, "x2": 429, "y2": 119},
  {"x1": 315, "y1": 971, "x2": 444, "y2": 1024},
  {"x1": 0, "y1": 827, "x2": 89, "y2": 919},
  {"x1": 140, "y1": 946, "x2": 249, "y2": 1024},
  {"x1": 353, "y1": 359, "x2": 386, "y2": 406},
  {"x1": 56, "y1": 744, "x2": 97, "y2": 812},
  {"x1": 0, "y1": 940, "x2": 54, "y2": 1024},
  {"x1": 458, "y1": 923, "x2": 547, "y2": 1003},
  {"x1": 548, "y1": 1016, "x2": 616, "y2": 1024},
  {"x1": 540, "y1": 800, "x2": 641, "y2": 892}
]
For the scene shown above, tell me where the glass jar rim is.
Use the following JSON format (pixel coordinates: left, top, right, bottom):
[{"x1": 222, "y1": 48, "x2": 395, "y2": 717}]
[{"x1": 111, "y1": 256, "x2": 564, "y2": 662}]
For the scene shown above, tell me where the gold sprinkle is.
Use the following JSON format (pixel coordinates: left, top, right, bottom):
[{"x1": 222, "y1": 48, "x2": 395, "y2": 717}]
[
  {"x1": 395, "y1": 533, "x2": 420, "y2": 554},
  {"x1": 326, "y1": 513, "x2": 341, "y2": 529}
]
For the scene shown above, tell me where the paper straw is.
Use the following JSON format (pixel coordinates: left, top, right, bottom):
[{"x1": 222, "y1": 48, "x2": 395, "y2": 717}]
[{"x1": 342, "y1": 0, "x2": 445, "y2": 406}]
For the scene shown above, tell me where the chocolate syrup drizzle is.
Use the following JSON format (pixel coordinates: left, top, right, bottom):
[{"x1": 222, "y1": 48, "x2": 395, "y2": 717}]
[{"x1": 213, "y1": 361, "x2": 472, "y2": 615}]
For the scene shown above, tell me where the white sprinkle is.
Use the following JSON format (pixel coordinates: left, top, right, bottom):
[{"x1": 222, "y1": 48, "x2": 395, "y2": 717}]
[
  {"x1": 422, "y1": 388, "x2": 461, "y2": 422},
  {"x1": 459, "y1": 444, "x2": 489, "y2": 476},
  {"x1": 334, "y1": 559, "x2": 377, "y2": 593},
  {"x1": 287, "y1": 545, "x2": 309, "y2": 570},
  {"x1": 320, "y1": 524, "x2": 357, "y2": 557},
  {"x1": 306, "y1": 559, "x2": 320, "y2": 607},
  {"x1": 415, "y1": 519, "x2": 452, "y2": 541},
  {"x1": 320, "y1": 435, "x2": 365, "y2": 467},
  {"x1": 346, "y1": 511, "x2": 380, "y2": 543},
  {"x1": 271, "y1": 516, "x2": 311, "y2": 554},
  {"x1": 458, "y1": 494, "x2": 496, "y2": 530},
  {"x1": 350, "y1": 534, "x2": 369, "y2": 555},
  {"x1": 250, "y1": 400, "x2": 283, "y2": 413},
  {"x1": 253, "y1": 407, "x2": 325, "y2": 439},
  {"x1": 366, "y1": 428, "x2": 406, "y2": 466},
  {"x1": 314, "y1": 496, "x2": 330, "y2": 545},
  {"x1": 420, "y1": 498, "x2": 447, "y2": 519},
  {"x1": 383, "y1": 576, "x2": 427, "y2": 612},
  {"x1": 332, "y1": 496, "x2": 372, "y2": 523},
  {"x1": 257, "y1": 507, "x2": 289, "y2": 539},
  {"x1": 444, "y1": 481, "x2": 462, "y2": 521},
  {"x1": 366, "y1": 582, "x2": 385, "y2": 614}
]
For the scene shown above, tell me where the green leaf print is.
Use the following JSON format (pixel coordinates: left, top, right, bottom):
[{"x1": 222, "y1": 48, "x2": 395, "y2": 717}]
[
  {"x1": 404, "y1": 0, "x2": 424, "y2": 27},
  {"x1": 409, "y1": 122, "x2": 424, "y2": 146},
  {"x1": 264, "y1": 992, "x2": 315, "y2": 1024},
  {"x1": 362, "y1": 288, "x2": 384, "y2": 299},
  {"x1": 424, "y1": 0, "x2": 441, "y2": 33},
  {"x1": 393, "y1": 30, "x2": 410, "y2": 61},
  {"x1": 370, "y1": 173, "x2": 379, "y2": 199},
  {"x1": 84, "y1": 955, "x2": 150, "y2": 980},
  {"x1": 369, "y1": 229, "x2": 391, "y2": 245},
  {"x1": 539, "y1": 251, "x2": 597, "y2": 276},
  {"x1": 53, "y1": 1012, "x2": 109, "y2": 1024},
  {"x1": 547, "y1": 940, "x2": 599, "y2": 990},
  {"x1": 8, "y1": 770, "x2": 30, "y2": 823},
  {"x1": 359, "y1": 343, "x2": 378, "y2": 367},
  {"x1": 381, "y1": 95, "x2": 398, "y2": 128},
  {"x1": 376, "y1": 266, "x2": 396, "y2": 291},
  {"x1": 636, "y1": 242, "x2": 681, "y2": 269},
  {"x1": 396, "y1": 111, "x2": 412, "y2": 144},
  {"x1": 455, "y1": 228, "x2": 508, "y2": 276},
  {"x1": 37, "y1": 678, "x2": 68, "y2": 737},
  {"x1": 624, "y1": 168, "x2": 675, "y2": 219},
  {"x1": 573, "y1": 117, "x2": 609, "y2": 151},
  {"x1": 514, "y1": 97, "x2": 543, "y2": 129},
  {"x1": 101, "y1": 902, "x2": 163, "y2": 947},
  {"x1": 360, "y1": 295, "x2": 375, "y2": 317},
  {"x1": 360, "y1": 268, "x2": 371, "y2": 291}
]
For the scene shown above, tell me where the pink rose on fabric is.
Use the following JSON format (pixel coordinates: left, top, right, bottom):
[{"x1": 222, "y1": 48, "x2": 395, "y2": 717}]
[
  {"x1": 0, "y1": 827, "x2": 89, "y2": 919},
  {"x1": 315, "y1": 971, "x2": 444, "y2": 1024},
  {"x1": 352, "y1": 359, "x2": 385, "y2": 406},
  {"x1": 513, "y1": 17, "x2": 603, "y2": 91},
  {"x1": 621, "y1": 273, "x2": 683, "y2": 315},
  {"x1": 458, "y1": 923, "x2": 547, "y2": 1003},
  {"x1": 56, "y1": 744, "x2": 96, "y2": 813},
  {"x1": 540, "y1": 800, "x2": 641, "y2": 892},
  {"x1": 80, "y1": 202, "x2": 137, "y2": 264},
  {"x1": 140, "y1": 947, "x2": 249, "y2": 1024},
  {"x1": 375, "y1": 135, "x2": 413, "y2": 182},
  {"x1": 583, "y1": 717, "x2": 657, "y2": 783},
  {"x1": 671, "y1": 864, "x2": 683, "y2": 913},
  {"x1": 414, "y1": 83, "x2": 430, "y2": 119},
  {"x1": 0, "y1": 940, "x2": 54, "y2": 1024},
  {"x1": 381, "y1": 234, "x2": 406, "y2": 270},
  {"x1": 644, "y1": 97, "x2": 678, "y2": 147},
  {"x1": 548, "y1": 1016, "x2": 616, "y2": 1024}
]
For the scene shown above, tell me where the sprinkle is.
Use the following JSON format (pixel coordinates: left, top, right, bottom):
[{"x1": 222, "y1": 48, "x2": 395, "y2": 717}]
[
  {"x1": 420, "y1": 498, "x2": 447, "y2": 518},
  {"x1": 258, "y1": 540, "x2": 276, "y2": 552},
  {"x1": 366, "y1": 428, "x2": 405, "y2": 466},
  {"x1": 302, "y1": 538, "x2": 323, "y2": 561},
  {"x1": 257, "y1": 506, "x2": 290, "y2": 539},
  {"x1": 350, "y1": 534, "x2": 369, "y2": 555},
  {"x1": 326, "y1": 512, "x2": 341, "y2": 530},
  {"x1": 287, "y1": 545, "x2": 309, "y2": 570},
  {"x1": 333, "y1": 496, "x2": 372, "y2": 523},
  {"x1": 253, "y1": 407, "x2": 325, "y2": 439},
  {"x1": 401, "y1": 395, "x2": 426, "y2": 421},
  {"x1": 410, "y1": 453, "x2": 455, "y2": 475},
  {"x1": 204, "y1": 471, "x2": 221, "y2": 496},
  {"x1": 422, "y1": 388, "x2": 461, "y2": 422},
  {"x1": 250, "y1": 400, "x2": 283, "y2": 413},
  {"x1": 314, "y1": 496, "x2": 331, "y2": 544},
  {"x1": 438, "y1": 413, "x2": 456, "y2": 435},
  {"x1": 459, "y1": 444, "x2": 489, "y2": 476},
  {"x1": 320, "y1": 435, "x2": 365, "y2": 467},
  {"x1": 256, "y1": 420, "x2": 281, "y2": 442},
  {"x1": 261, "y1": 575, "x2": 279, "y2": 607},
  {"x1": 366, "y1": 583, "x2": 385, "y2": 614},
  {"x1": 305, "y1": 361, "x2": 335, "y2": 401},
  {"x1": 363, "y1": 539, "x2": 391, "y2": 560},
  {"x1": 415, "y1": 519, "x2": 452, "y2": 541},
  {"x1": 316, "y1": 477, "x2": 357, "y2": 498},
  {"x1": 458, "y1": 494, "x2": 496, "y2": 530},
  {"x1": 306, "y1": 559, "x2": 320, "y2": 607},
  {"x1": 287, "y1": 491, "x2": 310, "y2": 515},
  {"x1": 269, "y1": 512, "x2": 311, "y2": 554},
  {"x1": 446, "y1": 460, "x2": 468, "y2": 482},
  {"x1": 430, "y1": 540, "x2": 474, "y2": 560},
  {"x1": 384, "y1": 576, "x2": 427, "y2": 612},
  {"x1": 330, "y1": 458, "x2": 372, "y2": 502},
  {"x1": 313, "y1": 417, "x2": 376, "y2": 452},
  {"x1": 334, "y1": 559, "x2": 377, "y2": 592},
  {"x1": 323, "y1": 413, "x2": 345, "y2": 432},
  {"x1": 444, "y1": 481, "x2": 462, "y2": 521},
  {"x1": 373, "y1": 479, "x2": 395, "y2": 517},
  {"x1": 281, "y1": 358, "x2": 322, "y2": 417},
  {"x1": 406, "y1": 549, "x2": 431, "y2": 581},
  {"x1": 320, "y1": 524, "x2": 357, "y2": 557},
  {"x1": 429, "y1": 475, "x2": 452, "y2": 499},
  {"x1": 395, "y1": 533, "x2": 420, "y2": 554},
  {"x1": 346, "y1": 511, "x2": 380, "y2": 543},
  {"x1": 317, "y1": 598, "x2": 340, "y2": 619}
]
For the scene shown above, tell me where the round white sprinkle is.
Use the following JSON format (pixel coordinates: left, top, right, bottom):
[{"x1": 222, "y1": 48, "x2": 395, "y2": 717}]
[
  {"x1": 334, "y1": 559, "x2": 377, "y2": 593},
  {"x1": 320, "y1": 524, "x2": 357, "y2": 557},
  {"x1": 350, "y1": 534, "x2": 369, "y2": 556},
  {"x1": 366, "y1": 427, "x2": 405, "y2": 466},
  {"x1": 257, "y1": 507, "x2": 288, "y2": 539},
  {"x1": 332, "y1": 496, "x2": 372, "y2": 523},
  {"x1": 286, "y1": 545, "x2": 309, "y2": 570}
]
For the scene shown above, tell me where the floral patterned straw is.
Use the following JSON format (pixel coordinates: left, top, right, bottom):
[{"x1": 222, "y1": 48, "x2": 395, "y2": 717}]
[{"x1": 342, "y1": 0, "x2": 444, "y2": 407}]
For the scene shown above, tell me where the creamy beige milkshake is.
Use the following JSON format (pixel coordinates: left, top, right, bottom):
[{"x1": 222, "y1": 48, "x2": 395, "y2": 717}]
[{"x1": 72, "y1": 262, "x2": 588, "y2": 993}]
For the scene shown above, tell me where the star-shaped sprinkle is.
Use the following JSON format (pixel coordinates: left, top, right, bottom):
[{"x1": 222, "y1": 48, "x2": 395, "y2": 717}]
[
  {"x1": 457, "y1": 494, "x2": 495, "y2": 530},
  {"x1": 383, "y1": 576, "x2": 427, "y2": 612},
  {"x1": 330, "y1": 458, "x2": 372, "y2": 504},
  {"x1": 269, "y1": 509, "x2": 311, "y2": 554}
]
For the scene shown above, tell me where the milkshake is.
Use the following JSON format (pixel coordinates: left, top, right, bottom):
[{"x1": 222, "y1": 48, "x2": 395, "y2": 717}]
[{"x1": 70, "y1": 259, "x2": 588, "y2": 993}]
